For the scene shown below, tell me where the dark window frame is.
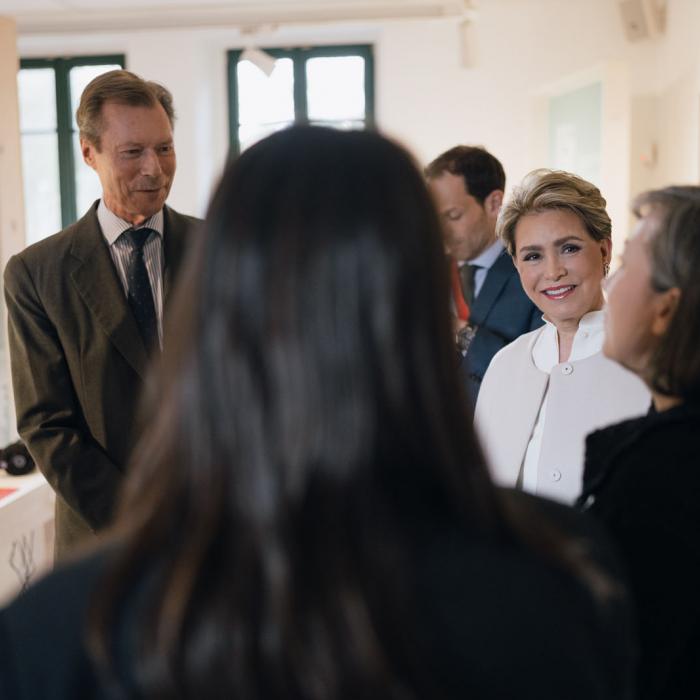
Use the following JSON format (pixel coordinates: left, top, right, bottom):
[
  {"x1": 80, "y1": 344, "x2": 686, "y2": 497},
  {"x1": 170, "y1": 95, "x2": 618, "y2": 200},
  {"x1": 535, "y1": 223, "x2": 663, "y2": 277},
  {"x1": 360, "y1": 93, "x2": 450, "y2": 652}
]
[
  {"x1": 227, "y1": 44, "x2": 374, "y2": 157},
  {"x1": 19, "y1": 54, "x2": 126, "y2": 227}
]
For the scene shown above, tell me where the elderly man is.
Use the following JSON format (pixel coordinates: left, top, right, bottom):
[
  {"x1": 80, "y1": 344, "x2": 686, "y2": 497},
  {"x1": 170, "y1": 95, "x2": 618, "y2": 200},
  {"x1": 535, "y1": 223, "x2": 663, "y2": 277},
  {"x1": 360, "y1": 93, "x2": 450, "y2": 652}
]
[
  {"x1": 4, "y1": 70, "x2": 199, "y2": 557},
  {"x1": 426, "y1": 146, "x2": 542, "y2": 402}
]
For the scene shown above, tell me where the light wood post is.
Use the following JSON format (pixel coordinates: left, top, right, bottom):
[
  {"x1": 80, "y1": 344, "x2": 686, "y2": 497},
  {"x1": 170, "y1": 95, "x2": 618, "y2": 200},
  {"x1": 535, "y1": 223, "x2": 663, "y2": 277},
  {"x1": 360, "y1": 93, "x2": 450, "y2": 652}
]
[{"x1": 0, "y1": 17, "x2": 25, "y2": 443}]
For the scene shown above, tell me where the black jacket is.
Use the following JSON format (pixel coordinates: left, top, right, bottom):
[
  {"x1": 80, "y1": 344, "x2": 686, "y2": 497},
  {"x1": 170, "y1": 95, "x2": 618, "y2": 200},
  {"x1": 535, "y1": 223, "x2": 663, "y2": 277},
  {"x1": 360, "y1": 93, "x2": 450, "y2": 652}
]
[
  {"x1": 0, "y1": 490, "x2": 634, "y2": 700},
  {"x1": 578, "y1": 401, "x2": 700, "y2": 700}
]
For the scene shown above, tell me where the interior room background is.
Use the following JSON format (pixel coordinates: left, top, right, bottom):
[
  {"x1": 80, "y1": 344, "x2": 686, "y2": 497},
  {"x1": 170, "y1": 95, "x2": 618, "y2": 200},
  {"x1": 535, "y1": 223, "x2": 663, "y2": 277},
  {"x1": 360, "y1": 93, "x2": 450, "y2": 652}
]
[{"x1": 0, "y1": 0, "x2": 699, "y2": 448}]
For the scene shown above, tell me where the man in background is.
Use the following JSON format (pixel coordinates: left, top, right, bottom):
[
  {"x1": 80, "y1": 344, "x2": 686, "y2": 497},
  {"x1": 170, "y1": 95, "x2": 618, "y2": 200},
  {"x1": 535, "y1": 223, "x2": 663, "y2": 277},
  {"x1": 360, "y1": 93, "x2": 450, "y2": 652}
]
[
  {"x1": 4, "y1": 70, "x2": 198, "y2": 557},
  {"x1": 426, "y1": 146, "x2": 542, "y2": 402}
]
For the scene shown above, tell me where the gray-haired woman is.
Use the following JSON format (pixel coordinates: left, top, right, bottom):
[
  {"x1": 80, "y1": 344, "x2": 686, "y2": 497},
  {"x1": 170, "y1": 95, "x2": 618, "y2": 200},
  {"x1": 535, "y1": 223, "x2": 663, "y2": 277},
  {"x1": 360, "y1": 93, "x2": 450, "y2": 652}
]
[{"x1": 579, "y1": 186, "x2": 700, "y2": 700}]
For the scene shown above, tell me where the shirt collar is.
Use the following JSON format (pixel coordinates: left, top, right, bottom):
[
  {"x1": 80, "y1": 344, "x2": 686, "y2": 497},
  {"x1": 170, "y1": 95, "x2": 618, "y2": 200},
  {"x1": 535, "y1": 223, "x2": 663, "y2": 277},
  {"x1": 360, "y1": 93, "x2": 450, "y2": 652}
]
[
  {"x1": 464, "y1": 238, "x2": 503, "y2": 270},
  {"x1": 541, "y1": 309, "x2": 606, "y2": 332},
  {"x1": 97, "y1": 200, "x2": 164, "y2": 246},
  {"x1": 533, "y1": 309, "x2": 606, "y2": 371}
]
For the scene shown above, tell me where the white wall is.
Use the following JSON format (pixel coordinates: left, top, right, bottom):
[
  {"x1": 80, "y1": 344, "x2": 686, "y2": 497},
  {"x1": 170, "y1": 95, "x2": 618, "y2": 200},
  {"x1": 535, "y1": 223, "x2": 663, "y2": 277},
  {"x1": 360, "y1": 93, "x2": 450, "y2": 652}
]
[{"x1": 15, "y1": 0, "x2": 700, "y2": 246}]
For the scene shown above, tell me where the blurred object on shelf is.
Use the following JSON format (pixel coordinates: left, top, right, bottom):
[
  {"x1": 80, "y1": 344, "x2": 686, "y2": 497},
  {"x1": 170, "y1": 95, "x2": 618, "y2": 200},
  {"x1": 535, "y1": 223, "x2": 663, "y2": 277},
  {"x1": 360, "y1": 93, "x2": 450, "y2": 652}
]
[{"x1": 0, "y1": 442, "x2": 35, "y2": 476}]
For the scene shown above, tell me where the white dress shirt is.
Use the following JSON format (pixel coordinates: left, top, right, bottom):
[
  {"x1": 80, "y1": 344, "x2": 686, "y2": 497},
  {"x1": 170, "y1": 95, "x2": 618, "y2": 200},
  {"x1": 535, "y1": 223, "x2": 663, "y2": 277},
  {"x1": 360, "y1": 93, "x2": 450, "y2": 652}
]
[
  {"x1": 97, "y1": 201, "x2": 165, "y2": 347},
  {"x1": 521, "y1": 310, "x2": 605, "y2": 493}
]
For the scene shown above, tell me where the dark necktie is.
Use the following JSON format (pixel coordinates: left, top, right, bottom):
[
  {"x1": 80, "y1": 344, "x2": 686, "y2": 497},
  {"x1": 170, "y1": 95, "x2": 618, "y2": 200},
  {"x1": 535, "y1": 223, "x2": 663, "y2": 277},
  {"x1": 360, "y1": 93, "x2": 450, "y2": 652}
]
[
  {"x1": 458, "y1": 263, "x2": 480, "y2": 306},
  {"x1": 123, "y1": 227, "x2": 159, "y2": 353}
]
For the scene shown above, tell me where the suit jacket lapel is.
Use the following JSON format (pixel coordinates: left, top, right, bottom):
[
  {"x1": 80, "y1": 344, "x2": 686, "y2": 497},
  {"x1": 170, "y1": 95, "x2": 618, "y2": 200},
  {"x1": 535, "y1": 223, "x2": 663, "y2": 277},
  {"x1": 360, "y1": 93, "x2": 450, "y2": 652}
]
[
  {"x1": 470, "y1": 250, "x2": 515, "y2": 325},
  {"x1": 69, "y1": 204, "x2": 149, "y2": 379}
]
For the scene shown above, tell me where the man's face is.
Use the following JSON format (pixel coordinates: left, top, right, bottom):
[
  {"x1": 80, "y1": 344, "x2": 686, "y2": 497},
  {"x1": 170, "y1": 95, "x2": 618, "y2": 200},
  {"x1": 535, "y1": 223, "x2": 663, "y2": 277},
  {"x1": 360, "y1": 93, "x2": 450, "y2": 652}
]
[
  {"x1": 82, "y1": 101, "x2": 176, "y2": 226},
  {"x1": 428, "y1": 171, "x2": 500, "y2": 262}
]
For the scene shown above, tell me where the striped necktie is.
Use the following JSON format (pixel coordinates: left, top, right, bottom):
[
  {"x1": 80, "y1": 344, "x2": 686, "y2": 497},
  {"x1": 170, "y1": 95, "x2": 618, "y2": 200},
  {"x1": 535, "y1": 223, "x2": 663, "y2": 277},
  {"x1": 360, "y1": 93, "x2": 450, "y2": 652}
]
[{"x1": 123, "y1": 227, "x2": 159, "y2": 353}]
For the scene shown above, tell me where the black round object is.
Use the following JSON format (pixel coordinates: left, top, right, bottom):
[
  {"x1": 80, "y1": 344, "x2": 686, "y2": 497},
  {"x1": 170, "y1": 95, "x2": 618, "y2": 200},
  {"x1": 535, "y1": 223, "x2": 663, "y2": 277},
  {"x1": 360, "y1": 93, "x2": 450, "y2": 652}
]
[{"x1": 1, "y1": 442, "x2": 35, "y2": 476}]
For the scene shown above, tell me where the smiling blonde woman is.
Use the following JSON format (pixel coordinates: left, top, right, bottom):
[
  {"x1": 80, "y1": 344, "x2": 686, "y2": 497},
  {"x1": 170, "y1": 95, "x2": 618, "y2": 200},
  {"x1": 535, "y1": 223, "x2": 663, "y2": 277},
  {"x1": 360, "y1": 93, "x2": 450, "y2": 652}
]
[{"x1": 474, "y1": 169, "x2": 650, "y2": 503}]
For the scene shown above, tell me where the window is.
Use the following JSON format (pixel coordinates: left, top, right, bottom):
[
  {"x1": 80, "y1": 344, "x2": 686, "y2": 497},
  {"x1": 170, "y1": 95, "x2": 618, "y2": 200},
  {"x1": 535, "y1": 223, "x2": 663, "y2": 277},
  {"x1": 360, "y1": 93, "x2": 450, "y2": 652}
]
[
  {"x1": 18, "y1": 55, "x2": 125, "y2": 244},
  {"x1": 227, "y1": 45, "x2": 374, "y2": 156}
]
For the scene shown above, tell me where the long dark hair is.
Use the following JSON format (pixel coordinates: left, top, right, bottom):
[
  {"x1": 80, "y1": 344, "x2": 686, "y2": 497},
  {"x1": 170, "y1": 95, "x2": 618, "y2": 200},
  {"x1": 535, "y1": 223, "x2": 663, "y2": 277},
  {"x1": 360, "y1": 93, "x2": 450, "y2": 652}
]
[{"x1": 88, "y1": 126, "x2": 588, "y2": 698}]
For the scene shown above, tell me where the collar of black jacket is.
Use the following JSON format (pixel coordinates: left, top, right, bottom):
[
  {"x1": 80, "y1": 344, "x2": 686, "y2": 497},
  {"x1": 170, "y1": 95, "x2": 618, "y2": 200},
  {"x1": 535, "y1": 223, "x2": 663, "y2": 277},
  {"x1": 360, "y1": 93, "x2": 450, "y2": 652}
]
[{"x1": 577, "y1": 398, "x2": 700, "y2": 509}]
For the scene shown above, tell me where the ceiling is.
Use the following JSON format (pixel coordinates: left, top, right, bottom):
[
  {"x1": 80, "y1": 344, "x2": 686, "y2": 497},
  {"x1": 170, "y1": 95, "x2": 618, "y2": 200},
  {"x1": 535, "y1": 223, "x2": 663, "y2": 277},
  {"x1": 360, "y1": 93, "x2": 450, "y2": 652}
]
[{"x1": 0, "y1": 0, "x2": 471, "y2": 33}]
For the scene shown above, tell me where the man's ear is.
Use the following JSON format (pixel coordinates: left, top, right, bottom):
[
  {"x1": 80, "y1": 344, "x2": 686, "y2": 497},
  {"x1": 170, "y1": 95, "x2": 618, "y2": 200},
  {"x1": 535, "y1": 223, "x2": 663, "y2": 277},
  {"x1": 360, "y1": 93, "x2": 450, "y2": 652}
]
[
  {"x1": 81, "y1": 138, "x2": 97, "y2": 169},
  {"x1": 484, "y1": 189, "x2": 504, "y2": 218},
  {"x1": 651, "y1": 287, "x2": 681, "y2": 337}
]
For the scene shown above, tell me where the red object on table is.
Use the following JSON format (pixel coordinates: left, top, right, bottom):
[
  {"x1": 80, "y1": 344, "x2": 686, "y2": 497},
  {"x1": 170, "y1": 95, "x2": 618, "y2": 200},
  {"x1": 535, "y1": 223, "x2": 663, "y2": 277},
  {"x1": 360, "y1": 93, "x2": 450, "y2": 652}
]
[{"x1": 0, "y1": 487, "x2": 18, "y2": 501}]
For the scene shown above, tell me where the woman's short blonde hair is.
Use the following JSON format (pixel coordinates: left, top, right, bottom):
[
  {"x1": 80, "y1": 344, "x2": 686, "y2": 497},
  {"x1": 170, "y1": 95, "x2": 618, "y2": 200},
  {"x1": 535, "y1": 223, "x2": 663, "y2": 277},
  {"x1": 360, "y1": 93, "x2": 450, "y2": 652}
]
[{"x1": 497, "y1": 169, "x2": 612, "y2": 256}]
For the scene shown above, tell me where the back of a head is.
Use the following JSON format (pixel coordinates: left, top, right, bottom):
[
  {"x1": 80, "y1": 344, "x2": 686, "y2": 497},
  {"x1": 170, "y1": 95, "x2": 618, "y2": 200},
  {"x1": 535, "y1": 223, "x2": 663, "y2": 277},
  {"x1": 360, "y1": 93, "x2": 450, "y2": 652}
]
[{"x1": 192, "y1": 125, "x2": 474, "y2": 505}]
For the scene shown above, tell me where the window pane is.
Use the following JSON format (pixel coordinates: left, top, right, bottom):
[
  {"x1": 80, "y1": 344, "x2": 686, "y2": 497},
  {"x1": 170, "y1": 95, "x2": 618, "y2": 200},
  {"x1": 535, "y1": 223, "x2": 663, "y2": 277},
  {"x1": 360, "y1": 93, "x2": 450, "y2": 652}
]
[
  {"x1": 238, "y1": 122, "x2": 292, "y2": 153},
  {"x1": 18, "y1": 68, "x2": 57, "y2": 132},
  {"x1": 21, "y1": 134, "x2": 62, "y2": 245},
  {"x1": 237, "y1": 57, "x2": 294, "y2": 126},
  {"x1": 306, "y1": 56, "x2": 365, "y2": 122},
  {"x1": 70, "y1": 64, "x2": 122, "y2": 129},
  {"x1": 73, "y1": 134, "x2": 102, "y2": 216},
  {"x1": 70, "y1": 64, "x2": 121, "y2": 217}
]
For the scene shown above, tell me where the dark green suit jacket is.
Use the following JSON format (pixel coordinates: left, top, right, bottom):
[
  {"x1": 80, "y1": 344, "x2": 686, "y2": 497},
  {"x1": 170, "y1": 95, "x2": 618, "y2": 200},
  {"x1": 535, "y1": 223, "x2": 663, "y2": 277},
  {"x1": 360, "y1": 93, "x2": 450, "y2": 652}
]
[{"x1": 3, "y1": 202, "x2": 198, "y2": 557}]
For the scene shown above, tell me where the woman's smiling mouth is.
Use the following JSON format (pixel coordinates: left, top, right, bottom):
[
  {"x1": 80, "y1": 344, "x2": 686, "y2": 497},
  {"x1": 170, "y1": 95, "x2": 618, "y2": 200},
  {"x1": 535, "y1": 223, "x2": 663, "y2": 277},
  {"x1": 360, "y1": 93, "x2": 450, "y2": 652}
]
[{"x1": 542, "y1": 284, "x2": 576, "y2": 299}]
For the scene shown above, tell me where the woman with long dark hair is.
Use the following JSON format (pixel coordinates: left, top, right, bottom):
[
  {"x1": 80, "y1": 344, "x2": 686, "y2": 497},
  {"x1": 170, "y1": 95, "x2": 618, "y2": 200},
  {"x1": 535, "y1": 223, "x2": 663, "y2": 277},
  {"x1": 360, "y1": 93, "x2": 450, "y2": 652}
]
[{"x1": 0, "y1": 127, "x2": 633, "y2": 699}]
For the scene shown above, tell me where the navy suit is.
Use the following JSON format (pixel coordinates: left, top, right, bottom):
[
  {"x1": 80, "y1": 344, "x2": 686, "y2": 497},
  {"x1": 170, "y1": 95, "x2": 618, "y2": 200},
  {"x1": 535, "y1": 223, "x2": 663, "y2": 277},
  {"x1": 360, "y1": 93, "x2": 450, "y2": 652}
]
[{"x1": 461, "y1": 249, "x2": 542, "y2": 401}]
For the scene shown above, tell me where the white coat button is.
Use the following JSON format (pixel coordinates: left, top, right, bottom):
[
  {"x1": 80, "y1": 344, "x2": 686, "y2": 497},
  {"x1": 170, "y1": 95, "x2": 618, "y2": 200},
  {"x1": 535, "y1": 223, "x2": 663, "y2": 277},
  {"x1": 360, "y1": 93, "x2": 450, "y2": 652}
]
[
  {"x1": 561, "y1": 363, "x2": 573, "y2": 375},
  {"x1": 550, "y1": 469, "x2": 562, "y2": 482}
]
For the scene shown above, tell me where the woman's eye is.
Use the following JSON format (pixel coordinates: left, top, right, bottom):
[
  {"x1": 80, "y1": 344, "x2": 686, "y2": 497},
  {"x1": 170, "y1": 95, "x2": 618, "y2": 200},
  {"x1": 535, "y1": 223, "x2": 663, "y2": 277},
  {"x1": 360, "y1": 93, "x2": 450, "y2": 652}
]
[
  {"x1": 447, "y1": 212, "x2": 462, "y2": 221},
  {"x1": 522, "y1": 252, "x2": 540, "y2": 262},
  {"x1": 562, "y1": 244, "x2": 580, "y2": 254}
]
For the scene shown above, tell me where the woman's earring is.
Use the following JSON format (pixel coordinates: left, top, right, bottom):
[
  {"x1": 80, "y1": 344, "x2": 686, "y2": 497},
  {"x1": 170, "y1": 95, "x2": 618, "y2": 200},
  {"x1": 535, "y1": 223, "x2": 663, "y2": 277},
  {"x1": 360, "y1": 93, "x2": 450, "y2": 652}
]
[{"x1": 603, "y1": 261, "x2": 610, "y2": 277}]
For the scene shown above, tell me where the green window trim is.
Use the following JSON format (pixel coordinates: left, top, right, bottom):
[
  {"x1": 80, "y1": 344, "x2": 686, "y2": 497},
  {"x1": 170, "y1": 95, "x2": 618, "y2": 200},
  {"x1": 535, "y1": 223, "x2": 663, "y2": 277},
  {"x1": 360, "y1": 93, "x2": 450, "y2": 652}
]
[
  {"x1": 19, "y1": 54, "x2": 126, "y2": 228},
  {"x1": 227, "y1": 44, "x2": 375, "y2": 158}
]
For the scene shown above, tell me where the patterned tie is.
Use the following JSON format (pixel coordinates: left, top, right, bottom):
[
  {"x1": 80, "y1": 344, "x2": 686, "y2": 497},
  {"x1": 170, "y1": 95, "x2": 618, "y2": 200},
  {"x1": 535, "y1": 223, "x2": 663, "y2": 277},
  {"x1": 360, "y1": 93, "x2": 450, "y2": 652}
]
[
  {"x1": 123, "y1": 227, "x2": 159, "y2": 353},
  {"x1": 458, "y1": 263, "x2": 480, "y2": 306}
]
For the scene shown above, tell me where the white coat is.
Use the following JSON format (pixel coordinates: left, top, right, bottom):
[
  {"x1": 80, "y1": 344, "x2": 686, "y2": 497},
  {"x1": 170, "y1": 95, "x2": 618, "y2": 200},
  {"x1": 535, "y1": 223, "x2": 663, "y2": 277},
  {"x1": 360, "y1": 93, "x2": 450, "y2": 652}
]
[{"x1": 474, "y1": 327, "x2": 651, "y2": 503}]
